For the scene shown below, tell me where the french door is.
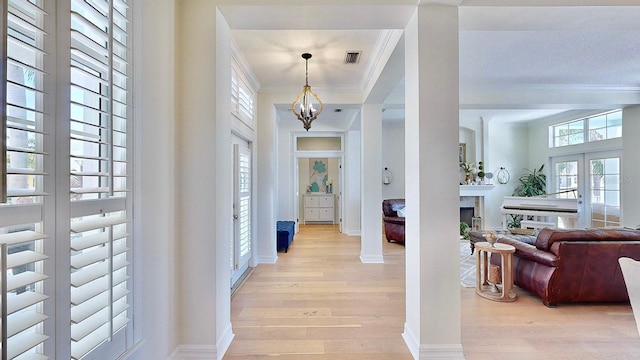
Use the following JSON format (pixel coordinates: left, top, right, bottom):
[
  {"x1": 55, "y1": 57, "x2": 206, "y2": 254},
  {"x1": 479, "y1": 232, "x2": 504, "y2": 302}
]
[
  {"x1": 552, "y1": 151, "x2": 621, "y2": 228},
  {"x1": 231, "y1": 137, "x2": 252, "y2": 287}
]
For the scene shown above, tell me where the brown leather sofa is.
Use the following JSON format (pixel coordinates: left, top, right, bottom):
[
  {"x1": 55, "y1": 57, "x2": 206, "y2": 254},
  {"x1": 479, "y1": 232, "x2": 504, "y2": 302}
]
[
  {"x1": 494, "y1": 227, "x2": 640, "y2": 307},
  {"x1": 382, "y1": 199, "x2": 405, "y2": 245}
]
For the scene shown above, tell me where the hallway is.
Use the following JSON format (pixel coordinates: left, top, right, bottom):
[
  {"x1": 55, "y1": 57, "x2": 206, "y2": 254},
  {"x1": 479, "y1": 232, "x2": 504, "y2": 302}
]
[{"x1": 226, "y1": 225, "x2": 640, "y2": 359}]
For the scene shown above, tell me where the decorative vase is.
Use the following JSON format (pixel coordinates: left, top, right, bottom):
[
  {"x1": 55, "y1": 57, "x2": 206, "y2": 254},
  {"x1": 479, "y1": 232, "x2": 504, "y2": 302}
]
[{"x1": 465, "y1": 173, "x2": 471, "y2": 184}]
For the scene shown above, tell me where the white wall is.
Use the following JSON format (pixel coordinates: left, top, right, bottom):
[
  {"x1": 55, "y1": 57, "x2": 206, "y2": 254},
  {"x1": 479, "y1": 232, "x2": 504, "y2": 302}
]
[
  {"x1": 484, "y1": 121, "x2": 530, "y2": 228},
  {"x1": 382, "y1": 121, "x2": 405, "y2": 199},
  {"x1": 622, "y1": 105, "x2": 640, "y2": 227},
  {"x1": 135, "y1": 0, "x2": 178, "y2": 358},
  {"x1": 345, "y1": 130, "x2": 362, "y2": 235}
]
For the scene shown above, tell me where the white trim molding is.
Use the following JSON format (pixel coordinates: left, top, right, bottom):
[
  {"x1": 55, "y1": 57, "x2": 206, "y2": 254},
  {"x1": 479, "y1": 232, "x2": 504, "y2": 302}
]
[
  {"x1": 168, "y1": 345, "x2": 217, "y2": 360},
  {"x1": 360, "y1": 254, "x2": 384, "y2": 263},
  {"x1": 403, "y1": 323, "x2": 465, "y2": 359}
]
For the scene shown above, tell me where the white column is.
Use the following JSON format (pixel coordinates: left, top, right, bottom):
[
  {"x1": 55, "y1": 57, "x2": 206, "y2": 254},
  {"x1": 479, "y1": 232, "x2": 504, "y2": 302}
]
[
  {"x1": 360, "y1": 104, "x2": 384, "y2": 263},
  {"x1": 403, "y1": 5, "x2": 464, "y2": 359},
  {"x1": 622, "y1": 105, "x2": 640, "y2": 227},
  {"x1": 175, "y1": 2, "x2": 233, "y2": 358},
  {"x1": 256, "y1": 94, "x2": 278, "y2": 263}
]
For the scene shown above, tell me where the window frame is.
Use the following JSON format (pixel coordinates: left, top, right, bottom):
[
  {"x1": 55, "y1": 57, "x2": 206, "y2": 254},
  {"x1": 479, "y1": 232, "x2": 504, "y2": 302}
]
[{"x1": 551, "y1": 110, "x2": 623, "y2": 148}]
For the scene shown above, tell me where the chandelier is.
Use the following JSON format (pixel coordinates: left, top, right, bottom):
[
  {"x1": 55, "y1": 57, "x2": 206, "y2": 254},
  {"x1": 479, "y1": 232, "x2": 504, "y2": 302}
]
[{"x1": 291, "y1": 53, "x2": 323, "y2": 131}]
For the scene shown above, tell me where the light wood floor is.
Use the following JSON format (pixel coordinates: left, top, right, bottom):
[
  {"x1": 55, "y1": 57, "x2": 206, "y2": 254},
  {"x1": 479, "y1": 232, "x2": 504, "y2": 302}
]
[{"x1": 225, "y1": 224, "x2": 640, "y2": 359}]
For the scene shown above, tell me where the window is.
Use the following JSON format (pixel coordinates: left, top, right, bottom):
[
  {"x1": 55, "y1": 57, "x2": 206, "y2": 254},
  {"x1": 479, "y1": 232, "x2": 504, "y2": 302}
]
[
  {"x1": 551, "y1": 110, "x2": 622, "y2": 148},
  {"x1": 2, "y1": 0, "x2": 134, "y2": 358},
  {"x1": 231, "y1": 62, "x2": 255, "y2": 128},
  {"x1": 589, "y1": 157, "x2": 620, "y2": 227}
]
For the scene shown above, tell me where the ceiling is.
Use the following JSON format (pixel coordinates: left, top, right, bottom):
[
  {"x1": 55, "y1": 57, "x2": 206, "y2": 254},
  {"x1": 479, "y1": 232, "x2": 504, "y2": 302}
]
[{"x1": 222, "y1": 4, "x2": 640, "y2": 131}]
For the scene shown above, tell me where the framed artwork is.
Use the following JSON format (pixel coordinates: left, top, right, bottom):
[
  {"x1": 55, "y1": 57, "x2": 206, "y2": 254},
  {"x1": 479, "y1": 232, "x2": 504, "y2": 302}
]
[{"x1": 459, "y1": 143, "x2": 466, "y2": 164}]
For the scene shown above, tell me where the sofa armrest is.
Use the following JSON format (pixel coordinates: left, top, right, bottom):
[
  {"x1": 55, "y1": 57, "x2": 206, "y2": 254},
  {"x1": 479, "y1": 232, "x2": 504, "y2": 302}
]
[{"x1": 498, "y1": 236, "x2": 558, "y2": 267}]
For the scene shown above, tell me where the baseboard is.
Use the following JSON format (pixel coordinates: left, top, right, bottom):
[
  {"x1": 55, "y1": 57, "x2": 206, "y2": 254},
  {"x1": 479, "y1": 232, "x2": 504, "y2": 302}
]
[
  {"x1": 402, "y1": 322, "x2": 419, "y2": 359},
  {"x1": 418, "y1": 344, "x2": 464, "y2": 359},
  {"x1": 217, "y1": 324, "x2": 235, "y2": 360},
  {"x1": 256, "y1": 254, "x2": 278, "y2": 264},
  {"x1": 168, "y1": 345, "x2": 216, "y2": 359},
  {"x1": 359, "y1": 254, "x2": 384, "y2": 263},
  {"x1": 403, "y1": 323, "x2": 465, "y2": 359},
  {"x1": 345, "y1": 230, "x2": 361, "y2": 236}
]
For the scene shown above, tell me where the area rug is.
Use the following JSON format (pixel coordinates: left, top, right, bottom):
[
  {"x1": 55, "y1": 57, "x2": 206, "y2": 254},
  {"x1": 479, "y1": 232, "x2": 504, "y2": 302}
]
[{"x1": 460, "y1": 240, "x2": 476, "y2": 287}]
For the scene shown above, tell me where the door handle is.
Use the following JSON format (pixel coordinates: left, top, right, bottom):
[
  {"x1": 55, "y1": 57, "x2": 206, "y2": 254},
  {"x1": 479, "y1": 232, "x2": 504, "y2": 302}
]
[{"x1": 233, "y1": 214, "x2": 238, "y2": 220}]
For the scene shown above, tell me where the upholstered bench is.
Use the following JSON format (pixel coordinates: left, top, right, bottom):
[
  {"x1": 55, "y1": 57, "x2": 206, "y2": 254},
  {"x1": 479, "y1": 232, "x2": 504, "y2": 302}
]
[{"x1": 276, "y1": 221, "x2": 295, "y2": 253}]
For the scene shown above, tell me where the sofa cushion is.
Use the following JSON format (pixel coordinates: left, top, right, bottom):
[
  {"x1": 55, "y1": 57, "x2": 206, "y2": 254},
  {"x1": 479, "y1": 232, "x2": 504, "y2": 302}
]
[{"x1": 536, "y1": 227, "x2": 640, "y2": 252}]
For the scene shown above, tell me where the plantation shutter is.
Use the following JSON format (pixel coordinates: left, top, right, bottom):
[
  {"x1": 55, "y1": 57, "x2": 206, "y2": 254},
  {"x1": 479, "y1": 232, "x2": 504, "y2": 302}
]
[
  {"x1": 238, "y1": 147, "x2": 251, "y2": 262},
  {"x1": 2, "y1": 0, "x2": 50, "y2": 358},
  {"x1": 68, "y1": 0, "x2": 132, "y2": 358}
]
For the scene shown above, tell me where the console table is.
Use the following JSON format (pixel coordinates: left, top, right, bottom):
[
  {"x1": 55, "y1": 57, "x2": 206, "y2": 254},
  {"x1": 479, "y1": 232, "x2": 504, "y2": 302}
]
[{"x1": 304, "y1": 194, "x2": 334, "y2": 224}]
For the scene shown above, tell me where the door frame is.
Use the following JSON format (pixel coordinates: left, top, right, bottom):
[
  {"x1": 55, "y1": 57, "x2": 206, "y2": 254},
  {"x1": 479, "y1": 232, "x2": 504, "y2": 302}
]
[{"x1": 291, "y1": 132, "x2": 345, "y2": 233}]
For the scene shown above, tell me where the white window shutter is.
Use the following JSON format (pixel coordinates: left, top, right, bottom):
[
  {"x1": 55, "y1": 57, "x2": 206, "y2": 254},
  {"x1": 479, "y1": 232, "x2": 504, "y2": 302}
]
[
  {"x1": 69, "y1": 0, "x2": 132, "y2": 358},
  {"x1": 2, "y1": 0, "x2": 50, "y2": 358}
]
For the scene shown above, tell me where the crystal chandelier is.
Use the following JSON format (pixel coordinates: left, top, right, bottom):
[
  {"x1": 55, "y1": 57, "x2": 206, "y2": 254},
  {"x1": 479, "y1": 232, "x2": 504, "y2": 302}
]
[{"x1": 291, "y1": 53, "x2": 323, "y2": 131}]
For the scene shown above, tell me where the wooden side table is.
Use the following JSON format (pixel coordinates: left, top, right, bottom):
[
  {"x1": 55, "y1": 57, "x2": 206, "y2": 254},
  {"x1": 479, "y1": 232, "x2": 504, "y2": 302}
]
[{"x1": 475, "y1": 241, "x2": 516, "y2": 302}]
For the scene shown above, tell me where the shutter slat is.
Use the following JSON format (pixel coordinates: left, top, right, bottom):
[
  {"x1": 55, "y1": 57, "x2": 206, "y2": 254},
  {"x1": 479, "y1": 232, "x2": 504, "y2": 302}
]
[
  {"x1": 7, "y1": 311, "x2": 48, "y2": 338},
  {"x1": 70, "y1": 256, "x2": 129, "y2": 288},
  {"x1": 70, "y1": 216, "x2": 127, "y2": 233},
  {"x1": 70, "y1": 265, "x2": 108, "y2": 288},
  {"x1": 70, "y1": 171, "x2": 109, "y2": 177},
  {"x1": 71, "y1": 307, "x2": 109, "y2": 342},
  {"x1": 0, "y1": 230, "x2": 48, "y2": 246},
  {"x1": 71, "y1": 279, "x2": 107, "y2": 306},
  {"x1": 7, "y1": 168, "x2": 47, "y2": 175},
  {"x1": 10, "y1": 0, "x2": 47, "y2": 16},
  {"x1": 13, "y1": 352, "x2": 48, "y2": 360},
  {"x1": 70, "y1": 187, "x2": 110, "y2": 194},
  {"x1": 7, "y1": 251, "x2": 48, "y2": 269},
  {"x1": 70, "y1": 230, "x2": 127, "y2": 251},
  {"x1": 7, "y1": 331, "x2": 49, "y2": 360},
  {"x1": 7, "y1": 11, "x2": 47, "y2": 37},
  {"x1": 7, "y1": 189, "x2": 49, "y2": 197},
  {"x1": 71, "y1": 323, "x2": 108, "y2": 360},
  {"x1": 7, "y1": 35, "x2": 47, "y2": 57},
  {"x1": 7, "y1": 272, "x2": 49, "y2": 293},
  {"x1": 71, "y1": 292, "x2": 109, "y2": 324},
  {"x1": 71, "y1": 272, "x2": 128, "y2": 306},
  {"x1": 70, "y1": 232, "x2": 108, "y2": 252},
  {"x1": 8, "y1": 291, "x2": 49, "y2": 315},
  {"x1": 70, "y1": 242, "x2": 128, "y2": 269},
  {"x1": 7, "y1": 146, "x2": 47, "y2": 155}
]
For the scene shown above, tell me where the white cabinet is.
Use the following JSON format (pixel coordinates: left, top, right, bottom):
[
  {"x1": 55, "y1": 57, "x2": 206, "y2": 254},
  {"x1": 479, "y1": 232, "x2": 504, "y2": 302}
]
[{"x1": 304, "y1": 194, "x2": 334, "y2": 224}]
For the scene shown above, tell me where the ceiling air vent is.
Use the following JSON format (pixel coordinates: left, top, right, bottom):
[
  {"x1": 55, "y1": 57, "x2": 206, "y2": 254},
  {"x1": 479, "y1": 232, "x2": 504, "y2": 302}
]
[{"x1": 344, "y1": 51, "x2": 362, "y2": 64}]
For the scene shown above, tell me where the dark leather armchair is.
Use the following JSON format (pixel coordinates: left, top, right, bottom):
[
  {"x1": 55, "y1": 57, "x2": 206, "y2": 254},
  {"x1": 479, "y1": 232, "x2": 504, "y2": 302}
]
[{"x1": 382, "y1": 199, "x2": 405, "y2": 245}]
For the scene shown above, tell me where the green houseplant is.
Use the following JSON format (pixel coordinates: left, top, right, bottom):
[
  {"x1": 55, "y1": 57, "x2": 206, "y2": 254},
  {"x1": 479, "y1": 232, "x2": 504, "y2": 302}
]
[
  {"x1": 508, "y1": 164, "x2": 547, "y2": 228},
  {"x1": 460, "y1": 221, "x2": 470, "y2": 240}
]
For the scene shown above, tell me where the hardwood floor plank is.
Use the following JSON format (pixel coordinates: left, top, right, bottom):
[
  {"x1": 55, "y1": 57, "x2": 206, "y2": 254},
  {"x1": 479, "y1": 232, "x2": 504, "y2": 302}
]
[{"x1": 225, "y1": 224, "x2": 640, "y2": 359}]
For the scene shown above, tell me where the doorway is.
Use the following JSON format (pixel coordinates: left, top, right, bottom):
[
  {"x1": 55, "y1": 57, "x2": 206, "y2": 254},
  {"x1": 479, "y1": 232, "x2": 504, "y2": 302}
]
[
  {"x1": 297, "y1": 157, "x2": 342, "y2": 231},
  {"x1": 551, "y1": 150, "x2": 622, "y2": 228},
  {"x1": 231, "y1": 135, "x2": 253, "y2": 288}
]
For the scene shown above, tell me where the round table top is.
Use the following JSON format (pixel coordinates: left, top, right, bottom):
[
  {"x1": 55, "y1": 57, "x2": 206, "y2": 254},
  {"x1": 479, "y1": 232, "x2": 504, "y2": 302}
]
[{"x1": 474, "y1": 241, "x2": 515, "y2": 253}]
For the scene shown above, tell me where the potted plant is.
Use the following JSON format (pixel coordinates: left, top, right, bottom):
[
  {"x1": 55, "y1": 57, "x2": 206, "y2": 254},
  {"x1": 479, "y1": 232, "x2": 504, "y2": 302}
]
[
  {"x1": 477, "y1": 161, "x2": 485, "y2": 183},
  {"x1": 460, "y1": 221, "x2": 470, "y2": 240},
  {"x1": 460, "y1": 162, "x2": 475, "y2": 184},
  {"x1": 508, "y1": 164, "x2": 547, "y2": 228}
]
